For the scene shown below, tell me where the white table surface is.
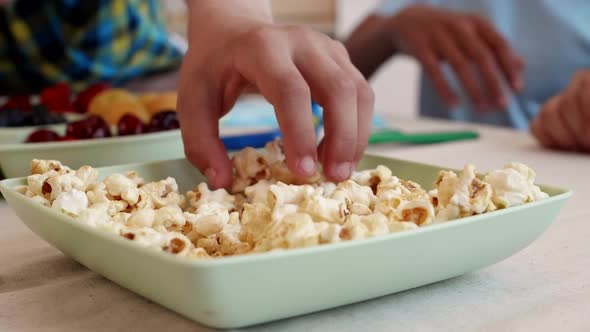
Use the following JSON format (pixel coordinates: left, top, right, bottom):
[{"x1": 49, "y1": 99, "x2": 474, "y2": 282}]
[{"x1": 1, "y1": 117, "x2": 589, "y2": 332}]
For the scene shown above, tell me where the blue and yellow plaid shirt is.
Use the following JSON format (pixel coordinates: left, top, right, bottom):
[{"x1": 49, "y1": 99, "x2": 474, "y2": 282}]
[{"x1": 0, "y1": 0, "x2": 182, "y2": 93}]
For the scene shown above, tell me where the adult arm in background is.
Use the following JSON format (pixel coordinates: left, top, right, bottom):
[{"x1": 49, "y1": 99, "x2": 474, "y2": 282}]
[
  {"x1": 531, "y1": 70, "x2": 590, "y2": 153},
  {"x1": 177, "y1": 0, "x2": 374, "y2": 189},
  {"x1": 344, "y1": 3, "x2": 524, "y2": 110}
]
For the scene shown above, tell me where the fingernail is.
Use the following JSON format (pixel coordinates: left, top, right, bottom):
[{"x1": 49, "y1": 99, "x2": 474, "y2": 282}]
[
  {"x1": 297, "y1": 156, "x2": 316, "y2": 176},
  {"x1": 204, "y1": 168, "x2": 216, "y2": 182},
  {"x1": 332, "y1": 162, "x2": 352, "y2": 180}
]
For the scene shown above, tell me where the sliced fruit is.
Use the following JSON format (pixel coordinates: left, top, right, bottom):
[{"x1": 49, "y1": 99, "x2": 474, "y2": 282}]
[
  {"x1": 87, "y1": 89, "x2": 149, "y2": 125},
  {"x1": 139, "y1": 91, "x2": 177, "y2": 115}
]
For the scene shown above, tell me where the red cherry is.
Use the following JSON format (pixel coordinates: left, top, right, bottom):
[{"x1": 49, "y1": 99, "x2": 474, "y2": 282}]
[
  {"x1": 57, "y1": 135, "x2": 77, "y2": 142},
  {"x1": 74, "y1": 83, "x2": 111, "y2": 113},
  {"x1": 148, "y1": 111, "x2": 179, "y2": 132},
  {"x1": 2, "y1": 95, "x2": 31, "y2": 111},
  {"x1": 40, "y1": 83, "x2": 76, "y2": 113},
  {"x1": 91, "y1": 123, "x2": 112, "y2": 138},
  {"x1": 66, "y1": 119, "x2": 93, "y2": 139},
  {"x1": 25, "y1": 129, "x2": 60, "y2": 143},
  {"x1": 66, "y1": 115, "x2": 110, "y2": 139},
  {"x1": 118, "y1": 113, "x2": 146, "y2": 136}
]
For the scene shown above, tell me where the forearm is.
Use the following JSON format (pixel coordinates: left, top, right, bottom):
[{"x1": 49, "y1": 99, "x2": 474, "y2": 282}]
[
  {"x1": 185, "y1": 0, "x2": 273, "y2": 48},
  {"x1": 344, "y1": 15, "x2": 397, "y2": 79}
]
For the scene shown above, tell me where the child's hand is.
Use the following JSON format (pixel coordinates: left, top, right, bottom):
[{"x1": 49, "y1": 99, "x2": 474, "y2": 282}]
[
  {"x1": 387, "y1": 5, "x2": 524, "y2": 109},
  {"x1": 531, "y1": 70, "x2": 590, "y2": 152},
  {"x1": 178, "y1": 2, "x2": 373, "y2": 189}
]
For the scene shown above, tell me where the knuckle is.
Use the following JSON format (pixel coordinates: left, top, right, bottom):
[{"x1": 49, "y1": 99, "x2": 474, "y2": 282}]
[
  {"x1": 452, "y1": 20, "x2": 475, "y2": 35},
  {"x1": 247, "y1": 26, "x2": 278, "y2": 50},
  {"x1": 355, "y1": 79, "x2": 375, "y2": 107},
  {"x1": 331, "y1": 40, "x2": 349, "y2": 57},
  {"x1": 330, "y1": 134, "x2": 357, "y2": 152},
  {"x1": 327, "y1": 74, "x2": 357, "y2": 98},
  {"x1": 274, "y1": 76, "x2": 310, "y2": 101},
  {"x1": 287, "y1": 25, "x2": 313, "y2": 41}
]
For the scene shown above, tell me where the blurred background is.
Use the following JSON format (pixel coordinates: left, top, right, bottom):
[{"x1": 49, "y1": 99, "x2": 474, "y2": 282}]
[{"x1": 161, "y1": 0, "x2": 419, "y2": 120}]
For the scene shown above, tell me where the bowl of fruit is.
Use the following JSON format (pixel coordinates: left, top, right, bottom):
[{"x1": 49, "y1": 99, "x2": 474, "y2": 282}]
[
  {"x1": 0, "y1": 82, "x2": 187, "y2": 178},
  {"x1": 0, "y1": 82, "x2": 122, "y2": 144},
  {"x1": 0, "y1": 87, "x2": 87, "y2": 144}
]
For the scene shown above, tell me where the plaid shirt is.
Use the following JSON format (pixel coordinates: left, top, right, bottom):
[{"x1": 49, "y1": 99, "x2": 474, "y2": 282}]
[{"x1": 0, "y1": 0, "x2": 182, "y2": 92}]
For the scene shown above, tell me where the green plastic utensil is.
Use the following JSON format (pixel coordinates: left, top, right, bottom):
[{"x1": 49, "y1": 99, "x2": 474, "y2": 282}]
[{"x1": 369, "y1": 129, "x2": 479, "y2": 145}]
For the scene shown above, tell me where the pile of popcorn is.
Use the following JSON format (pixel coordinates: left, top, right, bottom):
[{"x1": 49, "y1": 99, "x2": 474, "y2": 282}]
[{"x1": 16, "y1": 139, "x2": 549, "y2": 259}]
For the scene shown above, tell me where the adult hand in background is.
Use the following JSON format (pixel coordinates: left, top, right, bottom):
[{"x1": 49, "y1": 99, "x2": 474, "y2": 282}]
[
  {"x1": 531, "y1": 70, "x2": 590, "y2": 153},
  {"x1": 387, "y1": 5, "x2": 524, "y2": 109},
  {"x1": 178, "y1": 0, "x2": 374, "y2": 189}
]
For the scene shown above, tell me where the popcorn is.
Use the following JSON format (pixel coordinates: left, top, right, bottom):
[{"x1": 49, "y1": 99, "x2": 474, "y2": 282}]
[
  {"x1": 484, "y1": 162, "x2": 549, "y2": 208},
  {"x1": 31, "y1": 159, "x2": 69, "y2": 175},
  {"x1": 387, "y1": 221, "x2": 419, "y2": 233},
  {"x1": 26, "y1": 172, "x2": 57, "y2": 198},
  {"x1": 48, "y1": 173, "x2": 87, "y2": 201},
  {"x1": 300, "y1": 195, "x2": 348, "y2": 224},
  {"x1": 255, "y1": 213, "x2": 320, "y2": 251},
  {"x1": 397, "y1": 200, "x2": 435, "y2": 226},
  {"x1": 127, "y1": 209, "x2": 156, "y2": 228},
  {"x1": 30, "y1": 195, "x2": 50, "y2": 207},
  {"x1": 75, "y1": 166, "x2": 99, "y2": 191},
  {"x1": 188, "y1": 183, "x2": 234, "y2": 212},
  {"x1": 78, "y1": 203, "x2": 112, "y2": 227},
  {"x1": 136, "y1": 178, "x2": 185, "y2": 210},
  {"x1": 86, "y1": 182, "x2": 110, "y2": 204},
  {"x1": 240, "y1": 203, "x2": 273, "y2": 245},
  {"x1": 269, "y1": 182, "x2": 316, "y2": 207},
  {"x1": 349, "y1": 203, "x2": 373, "y2": 216},
  {"x1": 186, "y1": 247, "x2": 211, "y2": 259},
  {"x1": 352, "y1": 165, "x2": 392, "y2": 193},
  {"x1": 331, "y1": 179, "x2": 375, "y2": 207},
  {"x1": 52, "y1": 189, "x2": 89, "y2": 217},
  {"x1": 154, "y1": 205, "x2": 186, "y2": 231},
  {"x1": 218, "y1": 224, "x2": 251, "y2": 255},
  {"x1": 360, "y1": 213, "x2": 390, "y2": 237},
  {"x1": 184, "y1": 206, "x2": 230, "y2": 237},
  {"x1": 112, "y1": 212, "x2": 131, "y2": 225},
  {"x1": 340, "y1": 215, "x2": 371, "y2": 240},
  {"x1": 315, "y1": 221, "x2": 342, "y2": 244},
  {"x1": 244, "y1": 180, "x2": 272, "y2": 205},
  {"x1": 103, "y1": 173, "x2": 137, "y2": 197},
  {"x1": 20, "y1": 153, "x2": 549, "y2": 260},
  {"x1": 196, "y1": 236, "x2": 220, "y2": 255},
  {"x1": 374, "y1": 189, "x2": 404, "y2": 220},
  {"x1": 161, "y1": 233, "x2": 192, "y2": 256},
  {"x1": 231, "y1": 147, "x2": 270, "y2": 193},
  {"x1": 264, "y1": 138, "x2": 284, "y2": 164},
  {"x1": 435, "y1": 164, "x2": 495, "y2": 218},
  {"x1": 271, "y1": 203, "x2": 299, "y2": 223},
  {"x1": 121, "y1": 227, "x2": 165, "y2": 248}
]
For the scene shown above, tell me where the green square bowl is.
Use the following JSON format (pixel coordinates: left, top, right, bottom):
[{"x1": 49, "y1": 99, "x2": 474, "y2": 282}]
[{"x1": 0, "y1": 155, "x2": 572, "y2": 329}]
